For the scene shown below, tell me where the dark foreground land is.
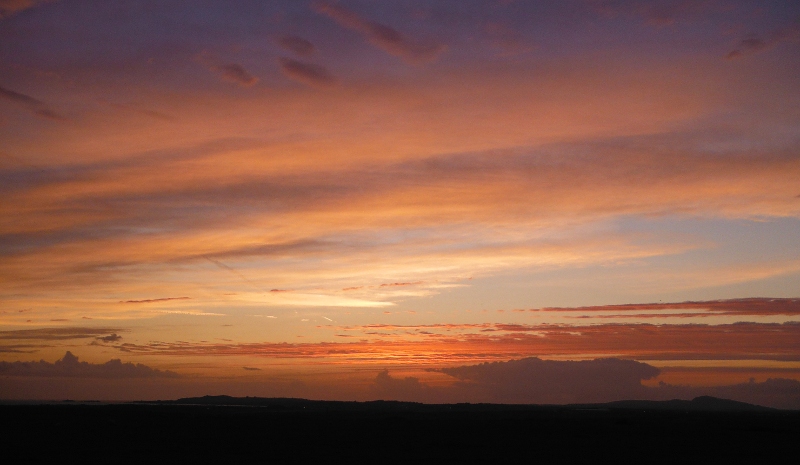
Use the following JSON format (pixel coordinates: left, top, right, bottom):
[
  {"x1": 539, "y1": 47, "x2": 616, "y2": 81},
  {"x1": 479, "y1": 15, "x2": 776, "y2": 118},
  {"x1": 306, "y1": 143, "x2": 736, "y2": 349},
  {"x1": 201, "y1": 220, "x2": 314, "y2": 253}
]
[{"x1": 2, "y1": 396, "x2": 798, "y2": 464}]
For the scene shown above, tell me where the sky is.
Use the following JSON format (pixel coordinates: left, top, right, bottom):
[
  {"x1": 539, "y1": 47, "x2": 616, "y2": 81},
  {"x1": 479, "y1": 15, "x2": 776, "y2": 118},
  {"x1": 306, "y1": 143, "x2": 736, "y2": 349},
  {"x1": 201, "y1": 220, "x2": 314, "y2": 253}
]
[{"x1": 1, "y1": 0, "x2": 799, "y2": 407}]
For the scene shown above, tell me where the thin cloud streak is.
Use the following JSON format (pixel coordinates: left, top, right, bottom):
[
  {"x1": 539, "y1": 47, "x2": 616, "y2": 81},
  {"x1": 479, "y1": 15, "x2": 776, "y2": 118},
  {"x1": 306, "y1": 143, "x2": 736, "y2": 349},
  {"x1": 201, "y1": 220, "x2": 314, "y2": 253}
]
[
  {"x1": 276, "y1": 35, "x2": 317, "y2": 56},
  {"x1": 312, "y1": 1, "x2": 446, "y2": 64},
  {"x1": 211, "y1": 63, "x2": 258, "y2": 86},
  {"x1": 277, "y1": 57, "x2": 337, "y2": 87},
  {"x1": 0, "y1": 85, "x2": 63, "y2": 120},
  {"x1": 109, "y1": 322, "x2": 800, "y2": 364}
]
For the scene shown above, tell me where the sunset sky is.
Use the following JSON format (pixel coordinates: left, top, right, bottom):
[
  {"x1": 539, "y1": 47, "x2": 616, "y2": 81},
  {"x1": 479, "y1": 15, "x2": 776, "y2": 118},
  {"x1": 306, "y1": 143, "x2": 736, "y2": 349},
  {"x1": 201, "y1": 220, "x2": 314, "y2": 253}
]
[{"x1": 1, "y1": 0, "x2": 799, "y2": 407}]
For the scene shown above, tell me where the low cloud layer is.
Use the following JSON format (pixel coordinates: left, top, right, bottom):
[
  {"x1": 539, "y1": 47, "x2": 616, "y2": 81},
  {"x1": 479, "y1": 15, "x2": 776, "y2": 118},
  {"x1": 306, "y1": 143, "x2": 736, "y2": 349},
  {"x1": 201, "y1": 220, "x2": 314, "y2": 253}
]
[
  {"x1": 0, "y1": 327, "x2": 124, "y2": 341},
  {"x1": 373, "y1": 357, "x2": 800, "y2": 409},
  {"x1": 0, "y1": 351, "x2": 179, "y2": 378}
]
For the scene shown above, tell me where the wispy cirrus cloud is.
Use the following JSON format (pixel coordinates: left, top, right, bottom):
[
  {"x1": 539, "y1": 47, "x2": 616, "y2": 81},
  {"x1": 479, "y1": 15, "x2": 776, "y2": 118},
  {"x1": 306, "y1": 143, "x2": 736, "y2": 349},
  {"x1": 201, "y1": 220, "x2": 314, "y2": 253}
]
[
  {"x1": 0, "y1": 85, "x2": 64, "y2": 120},
  {"x1": 277, "y1": 57, "x2": 337, "y2": 87},
  {"x1": 538, "y1": 298, "x2": 800, "y2": 316},
  {"x1": 276, "y1": 35, "x2": 317, "y2": 56},
  {"x1": 312, "y1": 1, "x2": 446, "y2": 64},
  {"x1": 726, "y1": 19, "x2": 800, "y2": 59},
  {"x1": 210, "y1": 63, "x2": 259, "y2": 86}
]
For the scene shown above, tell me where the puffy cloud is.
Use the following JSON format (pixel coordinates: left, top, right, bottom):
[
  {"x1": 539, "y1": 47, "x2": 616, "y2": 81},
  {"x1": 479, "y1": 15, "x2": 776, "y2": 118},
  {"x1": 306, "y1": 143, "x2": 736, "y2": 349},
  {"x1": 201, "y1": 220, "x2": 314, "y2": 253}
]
[
  {"x1": 0, "y1": 351, "x2": 179, "y2": 378},
  {"x1": 312, "y1": 1, "x2": 446, "y2": 64},
  {"x1": 370, "y1": 358, "x2": 800, "y2": 408},
  {"x1": 437, "y1": 357, "x2": 659, "y2": 404},
  {"x1": 277, "y1": 57, "x2": 337, "y2": 87},
  {"x1": 96, "y1": 333, "x2": 122, "y2": 342}
]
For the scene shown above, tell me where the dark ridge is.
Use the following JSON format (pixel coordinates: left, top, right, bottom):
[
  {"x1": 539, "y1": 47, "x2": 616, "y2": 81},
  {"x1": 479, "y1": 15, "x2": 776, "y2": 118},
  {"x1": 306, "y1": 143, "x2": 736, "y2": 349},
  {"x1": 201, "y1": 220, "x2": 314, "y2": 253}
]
[
  {"x1": 581, "y1": 396, "x2": 774, "y2": 411},
  {"x1": 2, "y1": 398, "x2": 798, "y2": 462},
  {"x1": 142, "y1": 395, "x2": 774, "y2": 412}
]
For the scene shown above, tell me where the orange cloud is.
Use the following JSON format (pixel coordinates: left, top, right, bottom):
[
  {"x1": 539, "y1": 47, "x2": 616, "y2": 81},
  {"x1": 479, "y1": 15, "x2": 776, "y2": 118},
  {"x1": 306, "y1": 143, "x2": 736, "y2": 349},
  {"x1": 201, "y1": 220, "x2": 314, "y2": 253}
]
[{"x1": 108, "y1": 322, "x2": 800, "y2": 364}]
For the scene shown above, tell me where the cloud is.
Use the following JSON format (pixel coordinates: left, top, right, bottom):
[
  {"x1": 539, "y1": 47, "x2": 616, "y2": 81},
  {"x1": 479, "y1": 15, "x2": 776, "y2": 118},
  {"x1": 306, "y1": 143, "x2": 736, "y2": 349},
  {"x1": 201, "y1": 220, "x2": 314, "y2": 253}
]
[
  {"x1": 121, "y1": 297, "x2": 190, "y2": 304},
  {"x1": 371, "y1": 358, "x2": 800, "y2": 408},
  {"x1": 211, "y1": 63, "x2": 259, "y2": 86},
  {"x1": 312, "y1": 1, "x2": 446, "y2": 64},
  {"x1": 0, "y1": 0, "x2": 53, "y2": 19},
  {"x1": 0, "y1": 327, "x2": 125, "y2": 341},
  {"x1": 437, "y1": 357, "x2": 659, "y2": 404},
  {"x1": 0, "y1": 85, "x2": 64, "y2": 120},
  {"x1": 277, "y1": 35, "x2": 317, "y2": 56},
  {"x1": 726, "y1": 21, "x2": 800, "y2": 59},
  {"x1": 587, "y1": 0, "x2": 720, "y2": 26},
  {"x1": 96, "y1": 333, "x2": 122, "y2": 342},
  {"x1": 0, "y1": 351, "x2": 179, "y2": 378},
  {"x1": 107, "y1": 320, "x2": 800, "y2": 365},
  {"x1": 539, "y1": 298, "x2": 800, "y2": 317},
  {"x1": 370, "y1": 369, "x2": 432, "y2": 402},
  {"x1": 278, "y1": 57, "x2": 337, "y2": 87}
]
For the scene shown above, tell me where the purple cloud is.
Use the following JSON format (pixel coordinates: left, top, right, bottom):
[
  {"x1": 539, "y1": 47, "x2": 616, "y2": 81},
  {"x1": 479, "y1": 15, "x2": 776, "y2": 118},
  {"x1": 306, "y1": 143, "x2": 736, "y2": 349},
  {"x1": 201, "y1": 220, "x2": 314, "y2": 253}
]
[{"x1": 312, "y1": 1, "x2": 446, "y2": 65}]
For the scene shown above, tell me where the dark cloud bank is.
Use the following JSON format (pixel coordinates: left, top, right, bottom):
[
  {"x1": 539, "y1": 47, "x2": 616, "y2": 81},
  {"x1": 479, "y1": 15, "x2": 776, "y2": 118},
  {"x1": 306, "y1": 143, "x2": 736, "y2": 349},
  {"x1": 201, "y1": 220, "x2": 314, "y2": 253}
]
[
  {"x1": 0, "y1": 351, "x2": 178, "y2": 378},
  {"x1": 1, "y1": 354, "x2": 797, "y2": 408},
  {"x1": 374, "y1": 358, "x2": 800, "y2": 410}
]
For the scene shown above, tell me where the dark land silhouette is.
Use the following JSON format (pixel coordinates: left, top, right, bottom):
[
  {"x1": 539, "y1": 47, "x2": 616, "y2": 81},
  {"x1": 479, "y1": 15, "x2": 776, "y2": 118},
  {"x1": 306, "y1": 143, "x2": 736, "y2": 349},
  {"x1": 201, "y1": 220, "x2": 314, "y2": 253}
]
[{"x1": 2, "y1": 396, "x2": 798, "y2": 463}]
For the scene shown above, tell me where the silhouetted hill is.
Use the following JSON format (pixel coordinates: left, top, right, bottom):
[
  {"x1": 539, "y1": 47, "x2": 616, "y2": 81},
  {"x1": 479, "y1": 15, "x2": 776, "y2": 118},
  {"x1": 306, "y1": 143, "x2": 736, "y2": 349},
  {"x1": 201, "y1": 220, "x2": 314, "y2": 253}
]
[
  {"x1": 2, "y1": 398, "x2": 798, "y2": 463},
  {"x1": 149, "y1": 394, "x2": 774, "y2": 412},
  {"x1": 588, "y1": 396, "x2": 774, "y2": 411}
]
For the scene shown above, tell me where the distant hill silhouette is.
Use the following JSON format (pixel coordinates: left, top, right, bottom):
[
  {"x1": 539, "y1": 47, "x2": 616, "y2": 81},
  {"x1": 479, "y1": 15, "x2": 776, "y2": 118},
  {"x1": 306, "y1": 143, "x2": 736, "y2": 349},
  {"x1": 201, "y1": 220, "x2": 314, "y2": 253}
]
[
  {"x1": 581, "y1": 396, "x2": 774, "y2": 411},
  {"x1": 147, "y1": 394, "x2": 774, "y2": 412}
]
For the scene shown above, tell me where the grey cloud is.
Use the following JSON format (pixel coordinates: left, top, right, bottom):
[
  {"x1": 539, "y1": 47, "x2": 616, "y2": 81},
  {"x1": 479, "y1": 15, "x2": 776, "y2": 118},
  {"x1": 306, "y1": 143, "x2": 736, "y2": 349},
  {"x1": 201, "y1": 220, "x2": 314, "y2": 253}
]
[
  {"x1": 312, "y1": 1, "x2": 446, "y2": 64},
  {"x1": 277, "y1": 35, "x2": 317, "y2": 56},
  {"x1": 0, "y1": 0, "x2": 54, "y2": 19},
  {"x1": 372, "y1": 358, "x2": 800, "y2": 409},
  {"x1": 727, "y1": 21, "x2": 800, "y2": 59},
  {"x1": 0, "y1": 327, "x2": 125, "y2": 341},
  {"x1": 278, "y1": 57, "x2": 337, "y2": 87},
  {"x1": 212, "y1": 63, "x2": 259, "y2": 86},
  {"x1": 587, "y1": 0, "x2": 720, "y2": 26},
  {"x1": 96, "y1": 333, "x2": 122, "y2": 342},
  {"x1": 0, "y1": 351, "x2": 179, "y2": 378},
  {"x1": 438, "y1": 357, "x2": 660, "y2": 404},
  {"x1": 0, "y1": 85, "x2": 64, "y2": 120},
  {"x1": 653, "y1": 377, "x2": 800, "y2": 410},
  {"x1": 371, "y1": 370, "x2": 431, "y2": 402}
]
